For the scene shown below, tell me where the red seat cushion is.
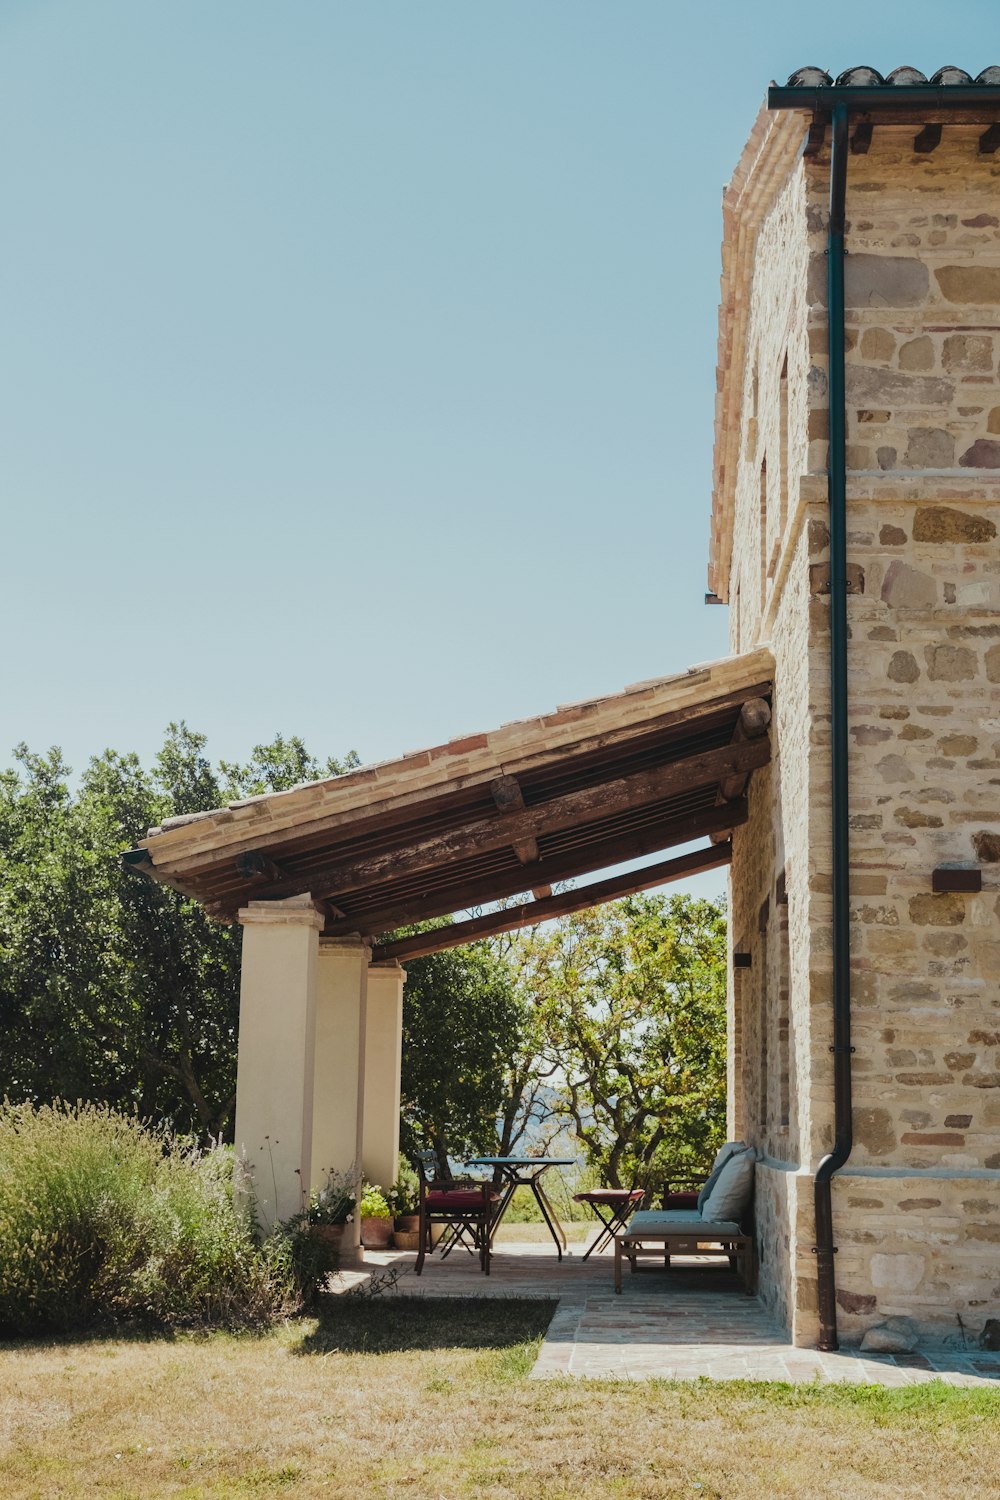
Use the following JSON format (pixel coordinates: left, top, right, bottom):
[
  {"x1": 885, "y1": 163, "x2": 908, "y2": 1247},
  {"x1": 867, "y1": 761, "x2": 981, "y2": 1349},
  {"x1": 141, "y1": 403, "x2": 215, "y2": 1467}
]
[
  {"x1": 664, "y1": 1191, "x2": 699, "y2": 1210},
  {"x1": 573, "y1": 1189, "x2": 645, "y2": 1206},
  {"x1": 426, "y1": 1189, "x2": 498, "y2": 1210}
]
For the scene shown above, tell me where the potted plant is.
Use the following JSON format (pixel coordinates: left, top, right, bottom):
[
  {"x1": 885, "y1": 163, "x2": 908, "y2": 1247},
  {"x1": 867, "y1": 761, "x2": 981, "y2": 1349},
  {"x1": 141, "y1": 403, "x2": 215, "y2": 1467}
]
[
  {"x1": 359, "y1": 1182, "x2": 393, "y2": 1248},
  {"x1": 387, "y1": 1165, "x2": 420, "y2": 1250},
  {"x1": 307, "y1": 1167, "x2": 356, "y2": 1257}
]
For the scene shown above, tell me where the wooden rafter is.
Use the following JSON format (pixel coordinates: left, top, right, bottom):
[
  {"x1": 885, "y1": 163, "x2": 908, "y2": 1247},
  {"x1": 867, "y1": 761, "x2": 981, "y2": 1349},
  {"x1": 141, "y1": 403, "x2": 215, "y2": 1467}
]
[
  {"x1": 234, "y1": 738, "x2": 769, "y2": 912},
  {"x1": 490, "y1": 773, "x2": 541, "y2": 866},
  {"x1": 322, "y1": 797, "x2": 748, "y2": 938},
  {"x1": 719, "y1": 697, "x2": 771, "y2": 802},
  {"x1": 143, "y1": 675, "x2": 774, "y2": 884},
  {"x1": 370, "y1": 842, "x2": 733, "y2": 962}
]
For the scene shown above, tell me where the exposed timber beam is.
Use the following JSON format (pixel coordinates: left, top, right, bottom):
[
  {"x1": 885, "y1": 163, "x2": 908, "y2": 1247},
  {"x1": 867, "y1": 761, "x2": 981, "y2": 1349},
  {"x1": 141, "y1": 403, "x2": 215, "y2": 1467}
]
[
  {"x1": 149, "y1": 679, "x2": 774, "y2": 882},
  {"x1": 914, "y1": 123, "x2": 943, "y2": 154},
  {"x1": 323, "y1": 798, "x2": 748, "y2": 938},
  {"x1": 243, "y1": 738, "x2": 770, "y2": 909},
  {"x1": 850, "y1": 121, "x2": 873, "y2": 154},
  {"x1": 371, "y1": 842, "x2": 733, "y2": 961},
  {"x1": 719, "y1": 697, "x2": 771, "y2": 802},
  {"x1": 491, "y1": 774, "x2": 540, "y2": 864},
  {"x1": 235, "y1": 851, "x2": 288, "y2": 884},
  {"x1": 980, "y1": 123, "x2": 1000, "y2": 154}
]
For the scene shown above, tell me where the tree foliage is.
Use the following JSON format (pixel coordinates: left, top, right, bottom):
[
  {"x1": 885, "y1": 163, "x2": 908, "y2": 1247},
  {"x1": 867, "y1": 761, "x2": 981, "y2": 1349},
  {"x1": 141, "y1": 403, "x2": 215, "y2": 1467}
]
[
  {"x1": 399, "y1": 941, "x2": 521, "y2": 1171},
  {"x1": 532, "y1": 892, "x2": 728, "y2": 1188},
  {"x1": 0, "y1": 726, "x2": 357, "y2": 1136}
]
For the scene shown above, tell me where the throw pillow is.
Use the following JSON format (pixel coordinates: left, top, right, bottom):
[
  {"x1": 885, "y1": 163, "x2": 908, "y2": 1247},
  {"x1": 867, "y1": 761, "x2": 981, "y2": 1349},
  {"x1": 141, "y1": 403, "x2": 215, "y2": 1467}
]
[
  {"x1": 696, "y1": 1139, "x2": 747, "y2": 1212},
  {"x1": 701, "y1": 1146, "x2": 757, "y2": 1224}
]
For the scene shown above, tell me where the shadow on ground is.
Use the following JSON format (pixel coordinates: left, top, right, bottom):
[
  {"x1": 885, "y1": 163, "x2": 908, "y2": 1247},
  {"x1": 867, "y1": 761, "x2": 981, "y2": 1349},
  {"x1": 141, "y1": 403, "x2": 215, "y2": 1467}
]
[{"x1": 293, "y1": 1295, "x2": 557, "y2": 1356}]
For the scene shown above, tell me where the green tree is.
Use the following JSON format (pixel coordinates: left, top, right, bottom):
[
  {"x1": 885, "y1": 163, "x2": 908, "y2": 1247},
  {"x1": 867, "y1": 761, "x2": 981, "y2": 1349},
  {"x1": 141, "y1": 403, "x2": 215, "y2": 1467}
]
[
  {"x1": 541, "y1": 892, "x2": 727, "y2": 1188},
  {"x1": 399, "y1": 941, "x2": 522, "y2": 1171},
  {"x1": 0, "y1": 725, "x2": 357, "y2": 1136}
]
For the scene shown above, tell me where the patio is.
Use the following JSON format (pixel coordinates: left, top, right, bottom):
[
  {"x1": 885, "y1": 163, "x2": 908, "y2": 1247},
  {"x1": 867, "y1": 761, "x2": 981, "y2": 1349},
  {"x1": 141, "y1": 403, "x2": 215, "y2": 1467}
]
[{"x1": 339, "y1": 1239, "x2": 1000, "y2": 1388}]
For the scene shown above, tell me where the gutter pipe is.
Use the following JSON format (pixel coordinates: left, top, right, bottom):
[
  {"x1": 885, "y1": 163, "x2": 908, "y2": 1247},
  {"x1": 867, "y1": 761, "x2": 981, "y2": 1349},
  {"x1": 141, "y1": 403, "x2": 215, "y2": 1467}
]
[
  {"x1": 766, "y1": 81, "x2": 1000, "y2": 1349},
  {"x1": 815, "y1": 100, "x2": 852, "y2": 1354}
]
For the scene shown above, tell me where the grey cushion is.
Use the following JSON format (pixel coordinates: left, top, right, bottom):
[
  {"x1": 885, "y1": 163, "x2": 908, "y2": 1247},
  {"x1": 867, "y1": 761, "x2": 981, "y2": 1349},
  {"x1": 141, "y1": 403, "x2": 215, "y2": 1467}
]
[
  {"x1": 696, "y1": 1139, "x2": 747, "y2": 1212},
  {"x1": 623, "y1": 1209, "x2": 741, "y2": 1238},
  {"x1": 701, "y1": 1146, "x2": 757, "y2": 1223}
]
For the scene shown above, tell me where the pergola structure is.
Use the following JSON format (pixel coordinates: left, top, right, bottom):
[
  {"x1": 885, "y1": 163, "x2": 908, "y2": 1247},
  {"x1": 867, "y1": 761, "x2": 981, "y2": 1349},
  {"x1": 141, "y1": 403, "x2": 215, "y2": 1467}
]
[{"x1": 127, "y1": 646, "x2": 773, "y2": 1254}]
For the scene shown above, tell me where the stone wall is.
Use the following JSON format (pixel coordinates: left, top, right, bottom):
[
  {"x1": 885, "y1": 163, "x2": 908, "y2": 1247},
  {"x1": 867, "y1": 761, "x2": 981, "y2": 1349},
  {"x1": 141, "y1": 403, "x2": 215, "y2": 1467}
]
[{"x1": 724, "y1": 122, "x2": 1000, "y2": 1345}]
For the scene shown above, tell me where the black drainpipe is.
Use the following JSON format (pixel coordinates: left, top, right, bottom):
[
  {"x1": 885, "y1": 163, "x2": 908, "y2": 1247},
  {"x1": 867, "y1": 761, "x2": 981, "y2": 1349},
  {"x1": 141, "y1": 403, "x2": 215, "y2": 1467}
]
[
  {"x1": 814, "y1": 99, "x2": 852, "y2": 1353},
  {"x1": 766, "y1": 79, "x2": 1000, "y2": 1350}
]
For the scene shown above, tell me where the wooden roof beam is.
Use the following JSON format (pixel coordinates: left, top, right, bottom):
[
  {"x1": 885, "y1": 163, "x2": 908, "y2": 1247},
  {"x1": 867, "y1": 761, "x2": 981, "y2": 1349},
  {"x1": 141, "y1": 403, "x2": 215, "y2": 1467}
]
[
  {"x1": 371, "y1": 841, "x2": 733, "y2": 962},
  {"x1": 491, "y1": 774, "x2": 541, "y2": 865},
  {"x1": 243, "y1": 737, "x2": 769, "y2": 910},
  {"x1": 719, "y1": 697, "x2": 771, "y2": 802},
  {"x1": 323, "y1": 798, "x2": 748, "y2": 938}
]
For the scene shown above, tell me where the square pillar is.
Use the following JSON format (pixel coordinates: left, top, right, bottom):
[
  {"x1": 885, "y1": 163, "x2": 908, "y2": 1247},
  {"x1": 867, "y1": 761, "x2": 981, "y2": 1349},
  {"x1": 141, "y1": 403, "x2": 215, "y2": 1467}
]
[
  {"x1": 234, "y1": 895, "x2": 323, "y2": 1231},
  {"x1": 313, "y1": 937, "x2": 370, "y2": 1265},
  {"x1": 363, "y1": 961, "x2": 406, "y2": 1192}
]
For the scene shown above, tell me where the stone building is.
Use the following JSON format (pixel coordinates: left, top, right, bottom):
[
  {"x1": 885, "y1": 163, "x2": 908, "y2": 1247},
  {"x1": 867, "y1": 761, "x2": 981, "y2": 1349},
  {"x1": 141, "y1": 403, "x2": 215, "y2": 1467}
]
[
  {"x1": 128, "y1": 64, "x2": 1000, "y2": 1352},
  {"x1": 715, "y1": 65, "x2": 1000, "y2": 1347}
]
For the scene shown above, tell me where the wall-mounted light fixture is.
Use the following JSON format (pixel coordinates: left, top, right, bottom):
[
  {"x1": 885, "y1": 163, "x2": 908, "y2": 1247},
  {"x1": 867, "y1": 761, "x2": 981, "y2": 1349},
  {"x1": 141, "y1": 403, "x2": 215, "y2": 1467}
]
[{"x1": 932, "y1": 865, "x2": 982, "y2": 894}]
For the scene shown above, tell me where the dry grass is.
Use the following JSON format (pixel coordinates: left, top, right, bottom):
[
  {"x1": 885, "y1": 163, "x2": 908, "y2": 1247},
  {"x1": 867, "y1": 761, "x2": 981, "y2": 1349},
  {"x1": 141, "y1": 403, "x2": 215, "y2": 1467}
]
[{"x1": 1, "y1": 1298, "x2": 998, "y2": 1500}]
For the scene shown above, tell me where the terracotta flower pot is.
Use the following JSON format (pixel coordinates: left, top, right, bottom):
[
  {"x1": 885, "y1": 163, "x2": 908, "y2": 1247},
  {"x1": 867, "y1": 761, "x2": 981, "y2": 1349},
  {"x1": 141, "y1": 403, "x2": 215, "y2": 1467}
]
[
  {"x1": 361, "y1": 1215, "x2": 394, "y2": 1249},
  {"x1": 392, "y1": 1229, "x2": 421, "y2": 1251},
  {"x1": 308, "y1": 1222, "x2": 347, "y2": 1265},
  {"x1": 394, "y1": 1214, "x2": 419, "y2": 1234}
]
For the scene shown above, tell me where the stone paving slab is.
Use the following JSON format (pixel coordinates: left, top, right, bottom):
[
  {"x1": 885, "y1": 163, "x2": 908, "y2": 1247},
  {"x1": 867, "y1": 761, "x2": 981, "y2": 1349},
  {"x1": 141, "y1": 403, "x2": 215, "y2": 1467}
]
[{"x1": 340, "y1": 1239, "x2": 1000, "y2": 1388}]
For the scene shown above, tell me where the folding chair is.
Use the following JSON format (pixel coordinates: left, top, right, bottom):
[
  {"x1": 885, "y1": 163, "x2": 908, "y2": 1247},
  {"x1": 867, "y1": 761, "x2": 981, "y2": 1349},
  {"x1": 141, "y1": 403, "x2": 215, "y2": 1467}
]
[
  {"x1": 413, "y1": 1153, "x2": 500, "y2": 1276},
  {"x1": 572, "y1": 1186, "x2": 648, "y2": 1259}
]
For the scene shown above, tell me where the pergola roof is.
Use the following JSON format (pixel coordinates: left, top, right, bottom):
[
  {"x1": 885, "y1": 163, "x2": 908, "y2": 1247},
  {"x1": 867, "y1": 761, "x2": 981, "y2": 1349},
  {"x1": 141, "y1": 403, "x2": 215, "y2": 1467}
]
[{"x1": 126, "y1": 647, "x2": 774, "y2": 953}]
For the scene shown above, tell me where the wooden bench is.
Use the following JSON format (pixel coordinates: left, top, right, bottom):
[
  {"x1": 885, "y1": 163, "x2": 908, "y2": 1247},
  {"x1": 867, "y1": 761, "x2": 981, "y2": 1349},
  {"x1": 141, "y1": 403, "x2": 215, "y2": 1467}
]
[{"x1": 613, "y1": 1209, "x2": 755, "y2": 1294}]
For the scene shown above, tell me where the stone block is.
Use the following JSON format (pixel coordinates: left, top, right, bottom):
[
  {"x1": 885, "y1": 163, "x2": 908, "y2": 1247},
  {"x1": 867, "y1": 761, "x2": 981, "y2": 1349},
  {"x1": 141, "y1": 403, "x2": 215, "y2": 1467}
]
[
  {"x1": 846, "y1": 366, "x2": 953, "y2": 407},
  {"x1": 924, "y1": 644, "x2": 977, "y2": 681},
  {"x1": 869, "y1": 1255, "x2": 925, "y2": 1293},
  {"x1": 888, "y1": 650, "x2": 920, "y2": 682},
  {"x1": 898, "y1": 336, "x2": 934, "y2": 370},
  {"x1": 972, "y1": 830, "x2": 1000, "y2": 861},
  {"x1": 844, "y1": 254, "x2": 930, "y2": 307},
  {"x1": 879, "y1": 524, "x2": 907, "y2": 545},
  {"x1": 903, "y1": 427, "x2": 955, "y2": 467},
  {"x1": 912, "y1": 507, "x2": 997, "y2": 543},
  {"x1": 942, "y1": 334, "x2": 995, "y2": 372},
  {"x1": 880, "y1": 560, "x2": 936, "y2": 609},
  {"x1": 959, "y1": 439, "x2": 1000, "y2": 469},
  {"x1": 861, "y1": 1316, "x2": 920, "y2": 1353},
  {"x1": 854, "y1": 1106, "x2": 897, "y2": 1156},
  {"x1": 908, "y1": 893, "x2": 967, "y2": 925},
  {"x1": 935, "y1": 264, "x2": 1000, "y2": 303},
  {"x1": 860, "y1": 326, "x2": 896, "y2": 360}
]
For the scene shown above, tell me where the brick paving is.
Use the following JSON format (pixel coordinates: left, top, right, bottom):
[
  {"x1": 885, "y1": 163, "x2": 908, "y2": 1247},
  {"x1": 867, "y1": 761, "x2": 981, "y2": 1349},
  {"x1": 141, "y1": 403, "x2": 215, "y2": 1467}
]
[{"x1": 342, "y1": 1238, "x2": 1000, "y2": 1388}]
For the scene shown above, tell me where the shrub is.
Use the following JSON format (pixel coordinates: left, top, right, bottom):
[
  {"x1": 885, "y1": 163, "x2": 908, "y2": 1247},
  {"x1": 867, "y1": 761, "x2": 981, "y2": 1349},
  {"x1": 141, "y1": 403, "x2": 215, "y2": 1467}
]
[
  {"x1": 358, "y1": 1183, "x2": 391, "y2": 1218},
  {"x1": 0, "y1": 1100, "x2": 309, "y2": 1335}
]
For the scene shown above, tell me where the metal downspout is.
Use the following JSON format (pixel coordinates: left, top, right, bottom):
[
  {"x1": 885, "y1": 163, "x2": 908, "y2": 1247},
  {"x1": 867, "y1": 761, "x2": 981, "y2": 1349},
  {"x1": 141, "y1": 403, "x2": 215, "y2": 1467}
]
[{"x1": 814, "y1": 100, "x2": 852, "y2": 1353}]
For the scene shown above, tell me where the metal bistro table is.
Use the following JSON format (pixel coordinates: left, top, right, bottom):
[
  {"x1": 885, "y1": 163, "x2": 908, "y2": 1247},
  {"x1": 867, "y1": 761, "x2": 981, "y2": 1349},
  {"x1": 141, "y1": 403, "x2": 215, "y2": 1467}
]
[{"x1": 466, "y1": 1156, "x2": 576, "y2": 1260}]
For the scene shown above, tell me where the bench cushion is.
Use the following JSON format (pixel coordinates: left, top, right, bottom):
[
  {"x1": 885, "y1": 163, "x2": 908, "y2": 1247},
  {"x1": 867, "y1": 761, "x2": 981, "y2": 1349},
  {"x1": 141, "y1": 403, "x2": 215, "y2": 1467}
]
[{"x1": 623, "y1": 1209, "x2": 742, "y2": 1238}]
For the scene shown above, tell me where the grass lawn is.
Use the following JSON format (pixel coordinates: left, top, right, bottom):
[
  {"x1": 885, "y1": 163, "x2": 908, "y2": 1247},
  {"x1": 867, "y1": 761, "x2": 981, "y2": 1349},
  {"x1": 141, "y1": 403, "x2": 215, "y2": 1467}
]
[{"x1": 2, "y1": 1298, "x2": 999, "y2": 1500}]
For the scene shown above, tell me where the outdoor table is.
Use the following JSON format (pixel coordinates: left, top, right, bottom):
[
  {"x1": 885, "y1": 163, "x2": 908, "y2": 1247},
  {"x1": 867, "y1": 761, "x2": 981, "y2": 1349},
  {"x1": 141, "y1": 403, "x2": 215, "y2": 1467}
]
[{"x1": 466, "y1": 1155, "x2": 576, "y2": 1260}]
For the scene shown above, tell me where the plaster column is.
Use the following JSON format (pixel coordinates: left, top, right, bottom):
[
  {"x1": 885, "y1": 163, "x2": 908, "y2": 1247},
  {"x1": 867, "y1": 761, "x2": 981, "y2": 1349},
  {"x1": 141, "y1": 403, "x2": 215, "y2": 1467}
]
[
  {"x1": 363, "y1": 962, "x2": 406, "y2": 1192},
  {"x1": 313, "y1": 937, "x2": 370, "y2": 1266},
  {"x1": 234, "y1": 895, "x2": 323, "y2": 1232}
]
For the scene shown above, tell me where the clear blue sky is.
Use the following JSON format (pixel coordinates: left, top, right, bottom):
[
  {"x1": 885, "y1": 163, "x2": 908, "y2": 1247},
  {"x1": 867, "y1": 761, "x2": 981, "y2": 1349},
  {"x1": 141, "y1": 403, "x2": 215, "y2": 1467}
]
[{"x1": 3, "y1": 2, "x2": 990, "y2": 806}]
